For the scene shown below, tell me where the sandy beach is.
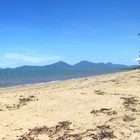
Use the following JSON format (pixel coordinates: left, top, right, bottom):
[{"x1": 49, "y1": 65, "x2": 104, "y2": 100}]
[{"x1": 0, "y1": 70, "x2": 140, "y2": 140}]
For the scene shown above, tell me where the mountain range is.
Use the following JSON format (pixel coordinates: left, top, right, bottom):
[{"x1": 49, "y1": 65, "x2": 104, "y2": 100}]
[
  {"x1": 0, "y1": 61, "x2": 134, "y2": 70},
  {"x1": 0, "y1": 61, "x2": 136, "y2": 87}
]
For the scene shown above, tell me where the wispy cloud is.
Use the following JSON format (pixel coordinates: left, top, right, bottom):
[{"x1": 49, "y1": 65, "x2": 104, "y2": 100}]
[
  {"x1": 4, "y1": 53, "x2": 62, "y2": 64},
  {"x1": 136, "y1": 57, "x2": 140, "y2": 62}
]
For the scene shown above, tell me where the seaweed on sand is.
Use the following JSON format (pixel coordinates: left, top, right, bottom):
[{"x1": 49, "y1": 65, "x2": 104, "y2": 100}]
[
  {"x1": 120, "y1": 97, "x2": 139, "y2": 112},
  {"x1": 17, "y1": 122, "x2": 116, "y2": 140},
  {"x1": 91, "y1": 108, "x2": 117, "y2": 116}
]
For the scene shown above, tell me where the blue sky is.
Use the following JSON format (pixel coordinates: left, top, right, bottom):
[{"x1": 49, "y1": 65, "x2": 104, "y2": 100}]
[{"x1": 0, "y1": 0, "x2": 140, "y2": 68}]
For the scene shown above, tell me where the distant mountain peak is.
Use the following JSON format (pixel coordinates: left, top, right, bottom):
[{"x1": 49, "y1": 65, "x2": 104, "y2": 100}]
[
  {"x1": 46, "y1": 61, "x2": 71, "y2": 70},
  {"x1": 75, "y1": 60, "x2": 94, "y2": 65},
  {"x1": 54, "y1": 61, "x2": 70, "y2": 65},
  {"x1": 107, "y1": 62, "x2": 113, "y2": 64},
  {"x1": 51, "y1": 61, "x2": 71, "y2": 66},
  {"x1": 79, "y1": 60, "x2": 93, "y2": 63}
]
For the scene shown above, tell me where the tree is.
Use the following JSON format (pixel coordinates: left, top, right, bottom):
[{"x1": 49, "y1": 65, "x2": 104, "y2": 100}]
[{"x1": 137, "y1": 34, "x2": 140, "y2": 65}]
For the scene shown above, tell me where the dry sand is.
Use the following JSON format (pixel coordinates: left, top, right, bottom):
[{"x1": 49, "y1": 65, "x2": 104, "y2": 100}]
[{"x1": 0, "y1": 70, "x2": 140, "y2": 140}]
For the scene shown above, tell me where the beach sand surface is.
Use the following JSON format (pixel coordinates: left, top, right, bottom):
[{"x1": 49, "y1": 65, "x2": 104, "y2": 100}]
[{"x1": 0, "y1": 70, "x2": 140, "y2": 140}]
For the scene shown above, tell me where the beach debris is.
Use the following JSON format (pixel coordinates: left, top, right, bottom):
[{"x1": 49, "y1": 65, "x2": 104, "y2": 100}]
[
  {"x1": 91, "y1": 125, "x2": 116, "y2": 140},
  {"x1": 120, "y1": 97, "x2": 139, "y2": 112},
  {"x1": 17, "y1": 121, "x2": 73, "y2": 140},
  {"x1": 5, "y1": 95, "x2": 38, "y2": 110},
  {"x1": 56, "y1": 133, "x2": 82, "y2": 140},
  {"x1": 94, "y1": 90, "x2": 105, "y2": 95},
  {"x1": 17, "y1": 121, "x2": 116, "y2": 140},
  {"x1": 19, "y1": 95, "x2": 38, "y2": 105},
  {"x1": 123, "y1": 115, "x2": 136, "y2": 122},
  {"x1": 82, "y1": 125, "x2": 116, "y2": 140},
  {"x1": 81, "y1": 92, "x2": 87, "y2": 95},
  {"x1": 84, "y1": 78, "x2": 88, "y2": 81},
  {"x1": 91, "y1": 108, "x2": 117, "y2": 116},
  {"x1": 111, "y1": 79, "x2": 119, "y2": 83},
  {"x1": 5, "y1": 104, "x2": 20, "y2": 110},
  {"x1": 18, "y1": 126, "x2": 48, "y2": 140},
  {"x1": 56, "y1": 125, "x2": 116, "y2": 140}
]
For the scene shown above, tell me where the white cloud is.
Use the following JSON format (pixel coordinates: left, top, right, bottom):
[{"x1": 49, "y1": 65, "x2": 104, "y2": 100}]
[
  {"x1": 136, "y1": 57, "x2": 140, "y2": 62},
  {"x1": 4, "y1": 53, "x2": 62, "y2": 64},
  {"x1": 136, "y1": 58, "x2": 140, "y2": 62}
]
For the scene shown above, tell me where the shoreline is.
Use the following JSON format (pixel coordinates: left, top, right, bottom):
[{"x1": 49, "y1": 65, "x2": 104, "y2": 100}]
[{"x1": 0, "y1": 70, "x2": 128, "y2": 90}]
